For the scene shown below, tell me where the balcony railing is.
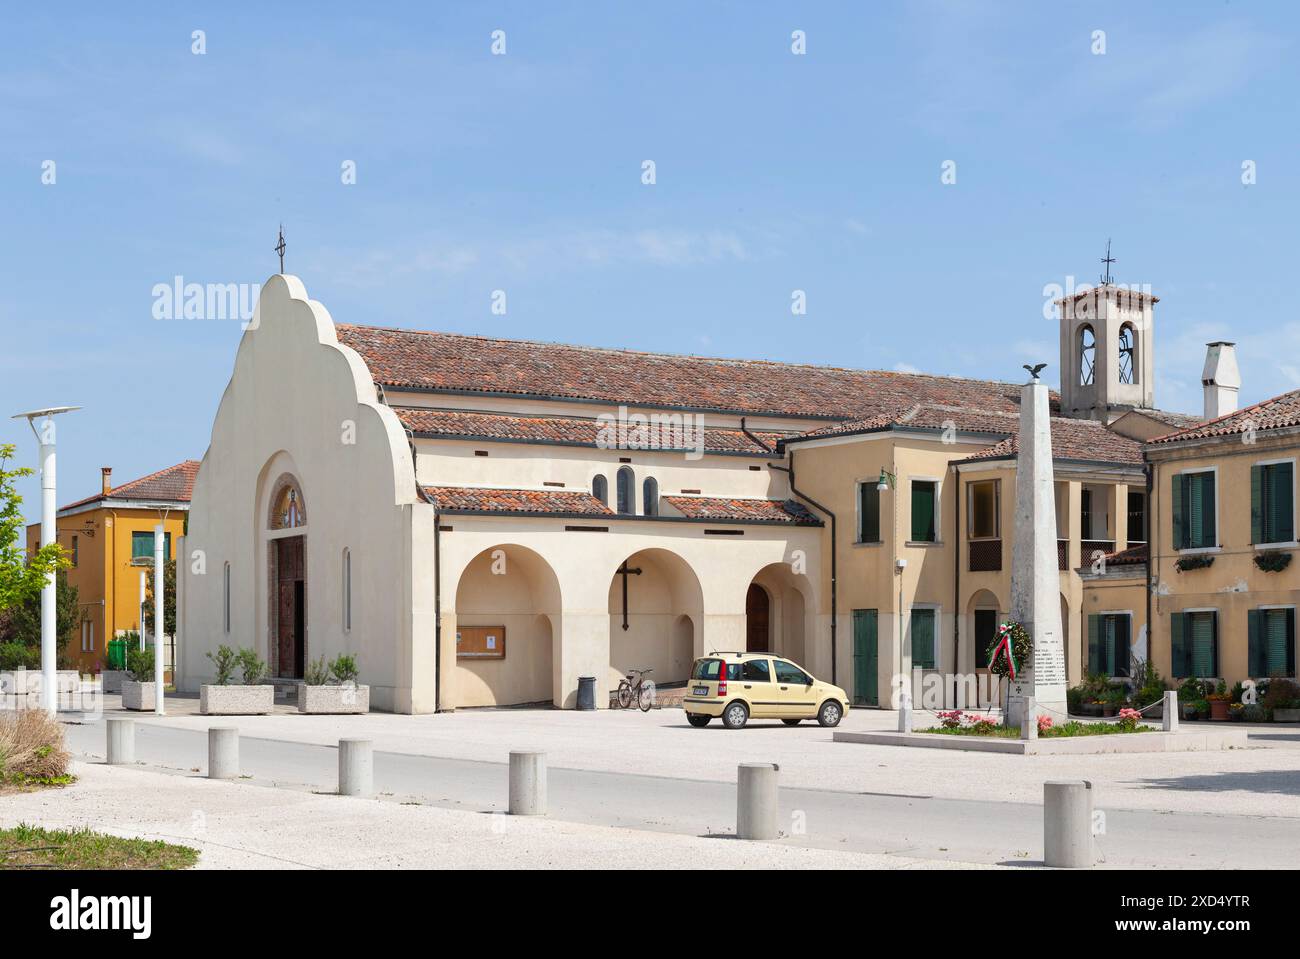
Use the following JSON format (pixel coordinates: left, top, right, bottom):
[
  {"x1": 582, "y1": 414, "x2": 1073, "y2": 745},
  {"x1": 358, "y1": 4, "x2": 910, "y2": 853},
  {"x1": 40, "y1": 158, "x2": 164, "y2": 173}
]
[
  {"x1": 1081, "y1": 540, "x2": 1115, "y2": 565},
  {"x1": 968, "y1": 539, "x2": 1002, "y2": 572}
]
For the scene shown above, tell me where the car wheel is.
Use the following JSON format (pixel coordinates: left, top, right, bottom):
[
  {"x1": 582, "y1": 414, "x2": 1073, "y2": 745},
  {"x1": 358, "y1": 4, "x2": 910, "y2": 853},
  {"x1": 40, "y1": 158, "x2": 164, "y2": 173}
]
[
  {"x1": 817, "y1": 700, "x2": 843, "y2": 728},
  {"x1": 722, "y1": 702, "x2": 749, "y2": 730},
  {"x1": 782, "y1": 718, "x2": 802, "y2": 726},
  {"x1": 687, "y1": 713, "x2": 711, "y2": 728}
]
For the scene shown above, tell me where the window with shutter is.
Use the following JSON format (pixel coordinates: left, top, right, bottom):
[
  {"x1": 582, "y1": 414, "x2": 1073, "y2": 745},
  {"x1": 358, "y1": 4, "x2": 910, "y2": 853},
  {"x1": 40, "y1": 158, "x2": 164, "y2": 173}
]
[
  {"x1": 1189, "y1": 611, "x2": 1216, "y2": 678},
  {"x1": 911, "y1": 608, "x2": 936, "y2": 669},
  {"x1": 1170, "y1": 612, "x2": 1188, "y2": 677},
  {"x1": 857, "y1": 481, "x2": 880, "y2": 542},
  {"x1": 1254, "y1": 462, "x2": 1295, "y2": 544},
  {"x1": 911, "y1": 481, "x2": 937, "y2": 542}
]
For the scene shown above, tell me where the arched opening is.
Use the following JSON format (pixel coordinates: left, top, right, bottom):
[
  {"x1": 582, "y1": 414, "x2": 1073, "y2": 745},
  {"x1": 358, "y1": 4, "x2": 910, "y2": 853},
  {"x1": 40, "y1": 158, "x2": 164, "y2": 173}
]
[
  {"x1": 1118, "y1": 322, "x2": 1137, "y2": 384},
  {"x1": 1078, "y1": 324, "x2": 1096, "y2": 386},
  {"x1": 746, "y1": 563, "x2": 816, "y2": 666},
  {"x1": 966, "y1": 589, "x2": 1003, "y2": 708},
  {"x1": 616, "y1": 466, "x2": 634, "y2": 514},
  {"x1": 642, "y1": 476, "x2": 659, "y2": 516},
  {"x1": 453, "y1": 544, "x2": 561, "y2": 708},
  {"x1": 592, "y1": 473, "x2": 608, "y2": 505},
  {"x1": 265, "y1": 473, "x2": 308, "y2": 680},
  {"x1": 607, "y1": 548, "x2": 702, "y2": 691}
]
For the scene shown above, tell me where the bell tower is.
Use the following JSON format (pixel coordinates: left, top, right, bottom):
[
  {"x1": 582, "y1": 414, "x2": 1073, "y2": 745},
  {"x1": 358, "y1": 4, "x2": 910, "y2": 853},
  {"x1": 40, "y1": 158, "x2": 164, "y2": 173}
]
[{"x1": 1055, "y1": 250, "x2": 1157, "y2": 422}]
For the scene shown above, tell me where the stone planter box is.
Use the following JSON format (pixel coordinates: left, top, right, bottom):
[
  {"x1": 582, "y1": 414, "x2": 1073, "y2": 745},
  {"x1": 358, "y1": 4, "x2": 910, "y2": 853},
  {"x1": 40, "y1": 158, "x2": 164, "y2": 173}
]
[
  {"x1": 298, "y1": 684, "x2": 369, "y2": 714},
  {"x1": 122, "y1": 680, "x2": 156, "y2": 711},
  {"x1": 1208, "y1": 699, "x2": 1231, "y2": 721},
  {"x1": 200, "y1": 684, "x2": 274, "y2": 715},
  {"x1": 101, "y1": 670, "x2": 130, "y2": 694},
  {"x1": 1274, "y1": 708, "x2": 1300, "y2": 723}
]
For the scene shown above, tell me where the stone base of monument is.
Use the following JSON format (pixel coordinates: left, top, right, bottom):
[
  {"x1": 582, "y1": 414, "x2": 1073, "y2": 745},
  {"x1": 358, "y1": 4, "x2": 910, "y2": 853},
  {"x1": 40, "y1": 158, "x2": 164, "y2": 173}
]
[{"x1": 832, "y1": 728, "x2": 1249, "y2": 755}]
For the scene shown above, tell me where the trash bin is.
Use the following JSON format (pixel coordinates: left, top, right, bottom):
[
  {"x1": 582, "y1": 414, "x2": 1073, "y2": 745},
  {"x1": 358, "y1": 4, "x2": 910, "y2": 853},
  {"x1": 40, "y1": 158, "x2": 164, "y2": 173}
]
[
  {"x1": 577, "y1": 676, "x2": 596, "y2": 711},
  {"x1": 107, "y1": 638, "x2": 127, "y2": 670}
]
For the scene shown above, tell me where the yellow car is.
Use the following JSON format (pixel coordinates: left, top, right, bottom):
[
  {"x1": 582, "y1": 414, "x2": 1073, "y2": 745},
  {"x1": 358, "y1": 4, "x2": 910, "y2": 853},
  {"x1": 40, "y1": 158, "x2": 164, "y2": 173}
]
[{"x1": 682, "y1": 652, "x2": 849, "y2": 729}]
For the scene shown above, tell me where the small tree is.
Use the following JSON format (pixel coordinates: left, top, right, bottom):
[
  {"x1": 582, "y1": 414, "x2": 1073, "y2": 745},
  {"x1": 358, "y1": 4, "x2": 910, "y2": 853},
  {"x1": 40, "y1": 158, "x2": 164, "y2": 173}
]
[
  {"x1": 143, "y1": 558, "x2": 177, "y2": 637},
  {"x1": 0, "y1": 568, "x2": 80, "y2": 660},
  {"x1": 0, "y1": 444, "x2": 69, "y2": 613}
]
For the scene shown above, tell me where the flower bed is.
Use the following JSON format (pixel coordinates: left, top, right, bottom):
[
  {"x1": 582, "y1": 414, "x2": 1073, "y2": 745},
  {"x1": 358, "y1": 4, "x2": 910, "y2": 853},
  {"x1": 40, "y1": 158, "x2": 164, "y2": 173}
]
[{"x1": 925, "y1": 708, "x2": 1152, "y2": 738}]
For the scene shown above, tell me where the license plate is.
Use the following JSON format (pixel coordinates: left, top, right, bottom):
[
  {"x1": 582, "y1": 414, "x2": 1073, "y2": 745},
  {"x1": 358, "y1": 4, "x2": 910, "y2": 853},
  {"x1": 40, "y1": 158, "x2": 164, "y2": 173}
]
[{"x1": 693, "y1": 686, "x2": 708, "y2": 696}]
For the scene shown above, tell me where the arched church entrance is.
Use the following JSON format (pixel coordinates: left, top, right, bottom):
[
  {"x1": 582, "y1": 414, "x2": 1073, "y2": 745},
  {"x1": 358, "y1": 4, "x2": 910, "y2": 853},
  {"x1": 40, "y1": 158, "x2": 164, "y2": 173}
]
[{"x1": 266, "y1": 476, "x2": 308, "y2": 679}]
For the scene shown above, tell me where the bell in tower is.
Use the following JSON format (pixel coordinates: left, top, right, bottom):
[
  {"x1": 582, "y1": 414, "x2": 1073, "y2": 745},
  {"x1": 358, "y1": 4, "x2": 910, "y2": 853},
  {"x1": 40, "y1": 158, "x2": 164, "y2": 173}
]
[{"x1": 1054, "y1": 245, "x2": 1157, "y2": 423}]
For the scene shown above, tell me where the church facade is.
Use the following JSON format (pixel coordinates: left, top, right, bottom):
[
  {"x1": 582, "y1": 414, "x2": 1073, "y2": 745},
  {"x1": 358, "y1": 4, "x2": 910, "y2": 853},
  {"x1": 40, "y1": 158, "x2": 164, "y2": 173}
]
[{"x1": 177, "y1": 272, "x2": 1212, "y2": 713}]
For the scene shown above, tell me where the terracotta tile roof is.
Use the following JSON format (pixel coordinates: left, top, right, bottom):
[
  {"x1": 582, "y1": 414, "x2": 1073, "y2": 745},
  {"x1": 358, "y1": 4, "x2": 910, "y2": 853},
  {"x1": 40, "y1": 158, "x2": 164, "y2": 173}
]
[
  {"x1": 1149, "y1": 388, "x2": 1300, "y2": 445},
  {"x1": 1138, "y1": 409, "x2": 1203, "y2": 429},
  {"x1": 423, "y1": 486, "x2": 614, "y2": 516},
  {"x1": 394, "y1": 407, "x2": 783, "y2": 455},
  {"x1": 336, "y1": 324, "x2": 1031, "y2": 420},
  {"x1": 662, "y1": 495, "x2": 822, "y2": 525},
  {"x1": 61, "y1": 460, "x2": 199, "y2": 511},
  {"x1": 784, "y1": 404, "x2": 1144, "y2": 466}
]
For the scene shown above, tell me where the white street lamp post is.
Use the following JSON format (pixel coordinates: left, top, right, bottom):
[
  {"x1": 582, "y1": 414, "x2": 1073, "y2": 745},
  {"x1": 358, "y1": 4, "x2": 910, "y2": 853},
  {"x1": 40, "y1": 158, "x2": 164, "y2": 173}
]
[
  {"x1": 153, "y1": 523, "x2": 165, "y2": 715},
  {"x1": 11, "y1": 406, "x2": 80, "y2": 718},
  {"x1": 138, "y1": 571, "x2": 147, "y2": 650}
]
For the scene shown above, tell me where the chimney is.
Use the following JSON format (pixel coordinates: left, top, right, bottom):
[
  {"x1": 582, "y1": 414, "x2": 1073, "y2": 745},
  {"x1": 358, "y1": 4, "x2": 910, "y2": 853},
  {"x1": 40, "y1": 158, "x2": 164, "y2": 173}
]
[
  {"x1": 1202, "y1": 342, "x2": 1240, "y2": 420},
  {"x1": 101, "y1": 467, "x2": 112, "y2": 496}
]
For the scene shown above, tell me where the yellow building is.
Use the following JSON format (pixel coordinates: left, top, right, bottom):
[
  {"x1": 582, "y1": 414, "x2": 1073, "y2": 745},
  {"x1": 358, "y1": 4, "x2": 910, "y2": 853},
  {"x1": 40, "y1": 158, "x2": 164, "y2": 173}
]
[
  {"x1": 26, "y1": 461, "x2": 196, "y2": 675},
  {"x1": 1143, "y1": 392, "x2": 1300, "y2": 686}
]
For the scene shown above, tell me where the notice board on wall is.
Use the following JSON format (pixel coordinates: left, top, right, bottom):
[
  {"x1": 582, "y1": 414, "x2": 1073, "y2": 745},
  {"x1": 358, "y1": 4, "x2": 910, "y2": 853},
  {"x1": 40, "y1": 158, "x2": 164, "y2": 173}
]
[{"x1": 457, "y1": 625, "x2": 506, "y2": 659}]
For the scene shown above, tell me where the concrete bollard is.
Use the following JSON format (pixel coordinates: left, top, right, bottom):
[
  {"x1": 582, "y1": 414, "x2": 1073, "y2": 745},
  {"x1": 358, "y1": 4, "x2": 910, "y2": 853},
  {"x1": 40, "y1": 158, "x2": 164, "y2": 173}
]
[
  {"x1": 208, "y1": 727, "x2": 239, "y2": 779},
  {"x1": 106, "y1": 718, "x2": 135, "y2": 765},
  {"x1": 508, "y1": 750, "x2": 547, "y2": 815},
  {"x1": 338, "y1": 738, "x2": 374, "y2": 797},
  {"x1": 1044, "y1": 780, "x2": 1094, "y2": 868},
  {"x1": 1163, "y1": 690, "x2": 1179, "y2": 732},
  {"x1": 736, "y1": 763, "x2": 780, "y2": 840},
  {"x1": 1021, "y1": 697, "x2": 1038, "y2": 740},
  {"x1": 898, "y1": 690, "x2": 913, "y2": 733}
]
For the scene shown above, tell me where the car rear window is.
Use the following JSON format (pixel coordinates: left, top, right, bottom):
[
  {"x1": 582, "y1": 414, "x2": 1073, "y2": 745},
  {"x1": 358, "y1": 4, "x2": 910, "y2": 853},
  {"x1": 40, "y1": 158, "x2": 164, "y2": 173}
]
[{"x1": 691, "y1": 659, "x2": 743, "y2": 680}]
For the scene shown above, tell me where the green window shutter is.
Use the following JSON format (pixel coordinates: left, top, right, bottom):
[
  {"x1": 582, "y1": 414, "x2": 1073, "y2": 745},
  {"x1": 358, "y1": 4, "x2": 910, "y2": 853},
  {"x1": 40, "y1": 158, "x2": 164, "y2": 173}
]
[
  {"x1": 1251, "y1": 465, "x2": 1263, "y2": 544},
  {"x1": 1087, "y1": 614, "x2": 1101, "y2": 674},
  {"x1": 1080, "y1": 488, "x2": 1093, "y2": 539},
  {"x1": 1172, "y1": 474, "x2": 1187, "y2": 550},
  {"x1": 1265, "y1": 609, "x2": 1289, "y2": 678},
  {"x1": 911, "y1": 482, "x2": 935, "y2": 542},
  {"x1": 1190, "y1": 612, "x2": 1215, "y2": 678},
  {"x1": 1201, "y1": 474, "x2": 1216, "y2": 549},
  {"x1": 1248, "y1": 609, "x2": 1263, "y2": 677},
  {"x1": 1102, "y1": 616, "x2": 1116, "y2": 675},
  {"x1": 1114, "y1": 615, "x2": 1131, "y2": 678},
  {"x1": 1170, "y1": 612, "x2": 1187, "y2": 677},
  {"x1": 911, "y1": 609, "x2": 935, "y2": 669},
  {"x1": 1273, "y1": 463, "x2": 1293, "y2": 542},
  {"x1": 858, "y1": 482, "x2": 880, "y2": 542}
]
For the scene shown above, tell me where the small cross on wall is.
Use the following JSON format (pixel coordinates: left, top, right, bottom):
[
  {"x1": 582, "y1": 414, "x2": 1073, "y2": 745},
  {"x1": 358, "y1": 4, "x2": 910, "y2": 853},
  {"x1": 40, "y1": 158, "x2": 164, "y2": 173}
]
[{"x1": 275, "y1": 225, "x2": 286, "y2": 273}]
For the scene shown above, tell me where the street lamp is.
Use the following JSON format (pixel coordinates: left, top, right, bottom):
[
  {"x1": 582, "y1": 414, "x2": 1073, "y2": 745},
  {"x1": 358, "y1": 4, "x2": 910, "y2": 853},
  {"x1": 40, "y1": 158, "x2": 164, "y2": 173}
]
[{"x1": 11, "y1": 405, "x2": 81, "y2": 717}]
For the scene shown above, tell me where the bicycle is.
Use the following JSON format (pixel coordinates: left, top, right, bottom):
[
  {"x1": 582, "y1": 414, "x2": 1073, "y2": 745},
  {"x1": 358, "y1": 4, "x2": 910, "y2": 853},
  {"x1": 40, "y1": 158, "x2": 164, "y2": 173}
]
[{"x1": 616, "y1": 667, "x2": 656, "y2": 712}]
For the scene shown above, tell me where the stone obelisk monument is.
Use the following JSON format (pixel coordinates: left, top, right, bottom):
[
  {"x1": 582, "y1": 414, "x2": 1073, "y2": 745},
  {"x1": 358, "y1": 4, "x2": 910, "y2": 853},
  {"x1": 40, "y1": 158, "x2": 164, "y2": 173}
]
[{"x1": 1007, "y1": 366, "x2": 1068, "y2": 725}]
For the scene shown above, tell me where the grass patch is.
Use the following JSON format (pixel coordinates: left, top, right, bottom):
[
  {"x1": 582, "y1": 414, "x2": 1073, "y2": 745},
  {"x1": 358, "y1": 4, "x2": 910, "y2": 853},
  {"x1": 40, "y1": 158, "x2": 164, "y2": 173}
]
[
  {"x1": 921, "y1": 721, "x2": 1154, "y2": 738},
  {"x1": 0, "y1": 823, "x2": 198, "y2": 870}
]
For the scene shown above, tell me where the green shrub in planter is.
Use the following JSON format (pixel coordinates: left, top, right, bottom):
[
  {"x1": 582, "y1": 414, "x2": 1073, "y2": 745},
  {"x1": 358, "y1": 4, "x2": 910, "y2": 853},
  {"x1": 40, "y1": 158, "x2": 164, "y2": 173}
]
[
  {"x1": 206, "y1": 645, "x2": 238, "y2": 685},
  {"x1": 1242, "y1": 704, "x2": 1267, "y2": 723},
  {"x1": 304, "y1": 655, "x2": 330, "y2": 686},
  {"x1": 125, "y1": 646, "x2": 155, "y2": 683},
  {"x1": 236, "y1": 647, "x2": 266, "y2": 685},
  {"x1": 329, "y1": 653, "x2": 359, "y2": 685}
]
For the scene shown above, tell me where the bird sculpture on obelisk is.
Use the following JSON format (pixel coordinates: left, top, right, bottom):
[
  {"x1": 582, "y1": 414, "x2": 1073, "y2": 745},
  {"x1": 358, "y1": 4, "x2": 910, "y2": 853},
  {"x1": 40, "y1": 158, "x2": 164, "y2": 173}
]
[{"x1": 1007, "y1": 363, "x2": 1068, "y2": 725}]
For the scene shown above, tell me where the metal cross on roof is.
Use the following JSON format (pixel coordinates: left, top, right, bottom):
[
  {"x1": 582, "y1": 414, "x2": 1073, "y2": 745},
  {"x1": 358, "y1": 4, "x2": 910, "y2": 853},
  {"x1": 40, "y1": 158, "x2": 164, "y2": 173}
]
[
  {"x1": 1100, "y1": 238, "x2": 1116, "y2": 286},
  {"x1": 275, "y1": 225, "x2": 286, "y2": 273}
]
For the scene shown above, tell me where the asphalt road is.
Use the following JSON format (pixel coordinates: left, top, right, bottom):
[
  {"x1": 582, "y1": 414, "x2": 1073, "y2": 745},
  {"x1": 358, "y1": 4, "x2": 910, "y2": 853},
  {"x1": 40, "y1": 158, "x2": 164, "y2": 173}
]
[{"x1": 63, "y1": 721, "x2": 1300, "y2": 868}]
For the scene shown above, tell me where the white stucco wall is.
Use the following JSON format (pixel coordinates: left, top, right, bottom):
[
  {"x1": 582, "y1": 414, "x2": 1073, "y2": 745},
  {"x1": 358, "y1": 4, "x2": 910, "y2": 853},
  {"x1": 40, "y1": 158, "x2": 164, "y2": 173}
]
[{"x1": 178, "y1": 275, "x2": 435, "y2": 712}]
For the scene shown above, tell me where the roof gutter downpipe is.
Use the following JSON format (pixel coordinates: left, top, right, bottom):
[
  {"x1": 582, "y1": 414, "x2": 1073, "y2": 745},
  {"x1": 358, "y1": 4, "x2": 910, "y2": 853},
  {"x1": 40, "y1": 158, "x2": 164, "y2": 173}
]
[
  {"x1": 740, "y1": 417, "x2": 775, "y2": 454},
  {"x1": 769, "y1": 449, "x2": 837, "y2": 685}
]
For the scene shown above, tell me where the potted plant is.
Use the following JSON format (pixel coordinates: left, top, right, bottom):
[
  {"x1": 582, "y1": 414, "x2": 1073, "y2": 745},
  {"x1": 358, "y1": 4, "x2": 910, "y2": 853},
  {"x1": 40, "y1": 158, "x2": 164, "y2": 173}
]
[
  {"x1": 298, "y1": 653, "x2": 369, "y2": 715},
  {"x1": 1178, "y1": 678, "x2": 1208, "y2": 719},
  {"x1": 200, "y1": 645, "x2": 274, "y2": 715},
  {"x1": 1263, "y1": 678, "x2": 1300, "y2": 722},
  {"x1": 121, "y1": 646, "x2": 156, "y2": 711},
  {"x1": 1206, "y1": 680, "x2": 1231, "y2": 721},
  {"x1": 1101, "y1": 686, "x2": 1127, "y2": 717}
]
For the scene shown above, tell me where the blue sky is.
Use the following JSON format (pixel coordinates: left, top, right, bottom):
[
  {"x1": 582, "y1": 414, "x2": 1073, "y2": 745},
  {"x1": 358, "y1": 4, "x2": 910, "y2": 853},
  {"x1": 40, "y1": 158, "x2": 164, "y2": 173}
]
[{"x1": 3, "y1": 1, "x2": 1298, "y2": 517}]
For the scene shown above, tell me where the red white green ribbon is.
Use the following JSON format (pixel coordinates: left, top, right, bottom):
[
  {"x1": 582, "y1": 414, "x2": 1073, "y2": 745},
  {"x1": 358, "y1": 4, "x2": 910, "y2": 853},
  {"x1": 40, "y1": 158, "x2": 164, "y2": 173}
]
[{"x1": 989, "y1": 624, "x2": 1018, "y2": 679}]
